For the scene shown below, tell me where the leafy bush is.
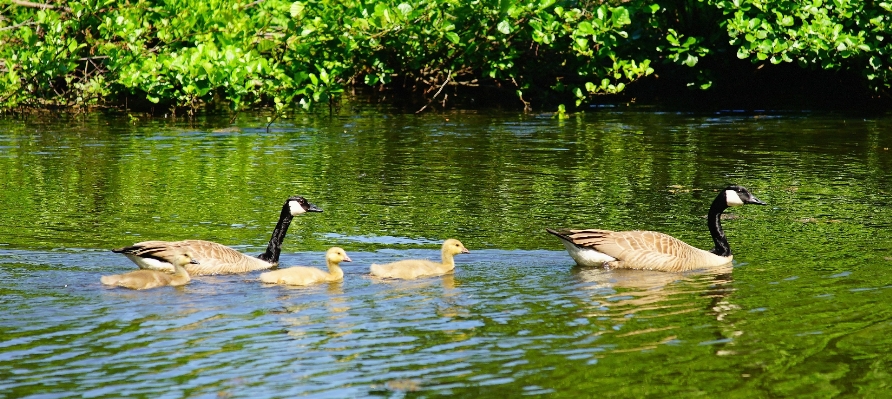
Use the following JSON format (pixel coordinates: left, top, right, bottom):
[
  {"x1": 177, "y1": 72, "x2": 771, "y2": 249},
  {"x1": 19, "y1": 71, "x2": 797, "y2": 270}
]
[
  {"x1": 711, "y1": 0, "x2": 892, "y2": 97},
  {"x1": 0, "y1": 0, "x2": 888, "y2": 113}
]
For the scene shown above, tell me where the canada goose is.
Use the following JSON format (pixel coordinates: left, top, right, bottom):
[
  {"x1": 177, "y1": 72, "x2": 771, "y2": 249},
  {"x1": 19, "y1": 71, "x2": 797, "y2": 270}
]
[
  {"x1": 259, "y1": 247, "x2": 352, "y2": 286},
  {"x1": 101, "y1": 252, "x2": 198, "y2": 290},
  {"x1": 547, "y1": 185, "x2": 766, "y2": 272},
  {"x1": 369, "y1": 239, "x2": 469, "y2": 279},
  {"x1": 114, "y1": 196, "x2": 322, "y2": 275}
]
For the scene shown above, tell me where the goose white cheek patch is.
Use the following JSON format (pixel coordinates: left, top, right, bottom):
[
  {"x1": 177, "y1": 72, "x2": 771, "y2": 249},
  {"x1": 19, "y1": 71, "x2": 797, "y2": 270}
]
[
  {"x1": 725, "y1": 190, "x2": 744, "y2": 206},
  {"x1": 289, "y1": 200, "x2": 306, "y2": 214}
]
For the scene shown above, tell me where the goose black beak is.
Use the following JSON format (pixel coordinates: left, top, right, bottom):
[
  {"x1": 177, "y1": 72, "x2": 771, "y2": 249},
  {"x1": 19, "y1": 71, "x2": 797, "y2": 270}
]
[
  {"x1": 747, "y1": 196, "x2": 767, "y2": 205},
  {"x1": 307, "y1": 202, "x2": 323, "y2": 212}
]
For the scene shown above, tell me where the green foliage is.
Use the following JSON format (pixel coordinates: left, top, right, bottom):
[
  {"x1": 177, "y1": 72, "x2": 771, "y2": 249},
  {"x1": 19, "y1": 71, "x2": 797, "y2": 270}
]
[
  {"x1": 0, "y1": 0, "x2": 659, "y2": 111},
  {"x1": 0, "y1": 0, "x2": 889, "y2": 112},
  {"x1": 710, "y1": 0, "x2": 892, "y2": 95}
]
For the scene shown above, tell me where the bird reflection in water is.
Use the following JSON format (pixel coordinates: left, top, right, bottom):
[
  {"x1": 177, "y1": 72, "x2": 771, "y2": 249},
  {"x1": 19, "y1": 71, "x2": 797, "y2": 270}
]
[{"x1": 571, "y1": 263, "x2": 739, "y2": 353}]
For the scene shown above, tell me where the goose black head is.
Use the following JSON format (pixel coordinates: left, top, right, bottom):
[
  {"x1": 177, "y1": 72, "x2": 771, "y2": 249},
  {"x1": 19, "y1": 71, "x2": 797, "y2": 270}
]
[
  {"x1": 287, "y1": 195, "x2": 323, "y2": 215},
  {"x1": 723, "y1": 185, "x2": 767, "y2": 207}
]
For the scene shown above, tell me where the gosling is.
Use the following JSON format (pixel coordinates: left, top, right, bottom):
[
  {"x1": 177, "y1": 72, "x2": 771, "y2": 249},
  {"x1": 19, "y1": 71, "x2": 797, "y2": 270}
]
[
  {"x1": 259, "y1": 247, "x2": 352, "y2": 286},
  {"x1": 370, "y1": 239, "x2": 469, "y2": 280},
  {"x1": 101, "y1": 252, "x2": 198, "y2": 290}
]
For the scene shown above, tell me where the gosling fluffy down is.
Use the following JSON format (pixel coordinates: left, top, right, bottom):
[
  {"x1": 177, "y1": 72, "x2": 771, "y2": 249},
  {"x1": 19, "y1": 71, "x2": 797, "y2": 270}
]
[
  {"x1": 259, "y1": 247, "x2": 352, "y2": 286},
  {"x1": 101, "y1": 252, "x2": 198, "y2": 290},
  {"x1": 369, "y1": 239, "x2": 469, "y2": 280}
]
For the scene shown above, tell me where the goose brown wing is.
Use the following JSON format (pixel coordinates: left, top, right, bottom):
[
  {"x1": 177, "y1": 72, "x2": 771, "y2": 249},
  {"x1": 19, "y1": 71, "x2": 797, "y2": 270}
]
[
  {"x1": 114, "y1": 240, "x2": 267, "y2": 275},
  {"x1": 559, "y1": 229, "x2": 723, "y2": 271}
]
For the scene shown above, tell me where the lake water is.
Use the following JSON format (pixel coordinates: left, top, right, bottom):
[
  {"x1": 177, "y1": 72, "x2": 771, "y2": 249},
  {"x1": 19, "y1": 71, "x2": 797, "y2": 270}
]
[{"x1": 2, "y1": 106, "x2": 892, "y2": 398}]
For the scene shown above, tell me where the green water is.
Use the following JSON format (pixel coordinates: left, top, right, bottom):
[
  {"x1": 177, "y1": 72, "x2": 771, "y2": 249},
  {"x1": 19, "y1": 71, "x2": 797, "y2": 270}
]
[{"x1": 1, "y1": 107, "x2": 892, "y2": 398}]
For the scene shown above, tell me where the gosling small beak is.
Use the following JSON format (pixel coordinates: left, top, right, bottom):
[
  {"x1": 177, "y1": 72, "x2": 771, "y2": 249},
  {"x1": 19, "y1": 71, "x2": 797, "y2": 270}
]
[
  {"x1": 461, "y1": 248, "x2": 470, "y2": 254},
  {"x1": 307, "y1": 202, "x2": 323, "y2": 212},
  {"x1": 190, "y1": 259, "x2": 200, "y2": 264},
  {"x1": 343, "y1": 255, "x2": 353, "y2": 262}
]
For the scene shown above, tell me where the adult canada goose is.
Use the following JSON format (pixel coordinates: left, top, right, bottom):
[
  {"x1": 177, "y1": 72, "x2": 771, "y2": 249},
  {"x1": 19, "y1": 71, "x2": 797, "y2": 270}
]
[
  {"x1": 546, "y1": 185, "x2": 766, "y2": 272},
  {"x1": 114, "y1": 195, "x2": 322, "y2": 275},
  {"x1": 369, "y1": 239, "x2": 469, "y2": 279},
  {"x1": 259, "y1": 247, "x2": 352, "y2": 286},
  {"x1": 101, "y1": 252, "x2": 198, "y2": 290}
]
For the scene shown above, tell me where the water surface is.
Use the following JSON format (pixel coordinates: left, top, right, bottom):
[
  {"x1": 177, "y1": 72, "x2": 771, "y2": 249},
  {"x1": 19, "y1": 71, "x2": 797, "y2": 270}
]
[{"x1": 2, "y1": 108, "x2": 892, "y2": 397}]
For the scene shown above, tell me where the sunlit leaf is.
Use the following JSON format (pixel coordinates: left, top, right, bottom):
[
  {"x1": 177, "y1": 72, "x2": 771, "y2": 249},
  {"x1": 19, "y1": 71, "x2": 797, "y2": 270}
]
[
  {"x1": 497, "y1": 20, "x2": 511, "y2": 35},
  {"x1": 290, "y1": 2, "x2": 305, "y2": 18}
]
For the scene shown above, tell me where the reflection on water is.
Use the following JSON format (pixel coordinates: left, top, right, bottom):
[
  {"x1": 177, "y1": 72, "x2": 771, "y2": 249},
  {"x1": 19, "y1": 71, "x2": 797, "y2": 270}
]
[
  {"x1": 572, "y1": 265, "x2": 738, "y2": 354},
  {"x1": 2, "y1": 110, "x2": 892, "y2": 397}
]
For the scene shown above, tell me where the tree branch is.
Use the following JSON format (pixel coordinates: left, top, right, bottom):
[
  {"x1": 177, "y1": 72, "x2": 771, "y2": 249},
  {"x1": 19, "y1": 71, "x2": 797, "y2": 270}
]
[
  {"x1": 0, "y1": 19, "x2": 35, "y2": 32},
  {"x1": 11, "y1": 0, "x2": 71, "y2": 12},
  {"x1": 415, "y1": 70, "x2": 452, "y2": 114}
]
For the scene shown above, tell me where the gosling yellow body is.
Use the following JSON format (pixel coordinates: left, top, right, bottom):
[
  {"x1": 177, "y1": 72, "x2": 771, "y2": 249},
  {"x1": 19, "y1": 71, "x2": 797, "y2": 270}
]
[
  {"x1": 370, "y1": 239, "x2": 469, "y2": 280},
  {"x1": 101, "y1": 252, "x2": 198, "y2": 290},
  {"x1": 259, "y1": 247, "x2": 352, "y2": 286}
]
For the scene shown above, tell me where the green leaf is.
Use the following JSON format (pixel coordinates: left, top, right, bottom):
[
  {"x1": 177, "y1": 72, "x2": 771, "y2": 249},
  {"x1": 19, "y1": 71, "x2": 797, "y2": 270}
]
[
  {"x1": 445, "y1": 32, "x2": 460, "y2": 44},
  {"x1": 497, "y1": 20, "x2": 511, "y2": 35},
  {"x1": 319, "y1": 68, "x2": 330, "y2": 84},
  {"x1": 397, "y1": 3, "x2": 412, "y2": 16},
  {"x1": 578, "y1": 21, "x2": 595, "y2": 36},
  {"x1": 290, "y1": 2, "x2": 305, "y2": 18}
]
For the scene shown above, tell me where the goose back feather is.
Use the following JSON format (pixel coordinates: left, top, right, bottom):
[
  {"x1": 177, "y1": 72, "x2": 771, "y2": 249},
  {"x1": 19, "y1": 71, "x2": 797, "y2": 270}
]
[
  {"x1": 116, "y1": 239, "x2": 273, "y2": 275},
  {"x1": 546, "y1": 229, "x2": 731, "y2": 272}
]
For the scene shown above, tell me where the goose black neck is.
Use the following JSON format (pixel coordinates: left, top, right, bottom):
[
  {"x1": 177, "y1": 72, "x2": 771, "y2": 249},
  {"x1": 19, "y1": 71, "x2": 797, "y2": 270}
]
[
  {"x1": 257, "y1": 202, "x2": 294, "y2": 264},
  {"x1": 708, "y1": 194, "x2": 732, "y2": 257}
]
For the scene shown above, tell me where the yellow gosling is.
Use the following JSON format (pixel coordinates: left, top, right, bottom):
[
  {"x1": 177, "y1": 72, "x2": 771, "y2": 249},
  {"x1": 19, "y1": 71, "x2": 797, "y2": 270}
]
[
  {"x1": 259, "y1": 247, "x2": 352, "y2": 286},
  {"x1": 370, "y1": 239, "x2": 469, "y2": 280},
  {"x1": 101, "y1": 252, "x2": 198, "y2": 290}
]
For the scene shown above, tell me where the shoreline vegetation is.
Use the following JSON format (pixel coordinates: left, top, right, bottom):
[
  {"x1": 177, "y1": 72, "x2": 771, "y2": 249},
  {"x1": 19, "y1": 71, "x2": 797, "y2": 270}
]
[{"x1": 2, "y1": 0, "x2": 890, "y2": 115}]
